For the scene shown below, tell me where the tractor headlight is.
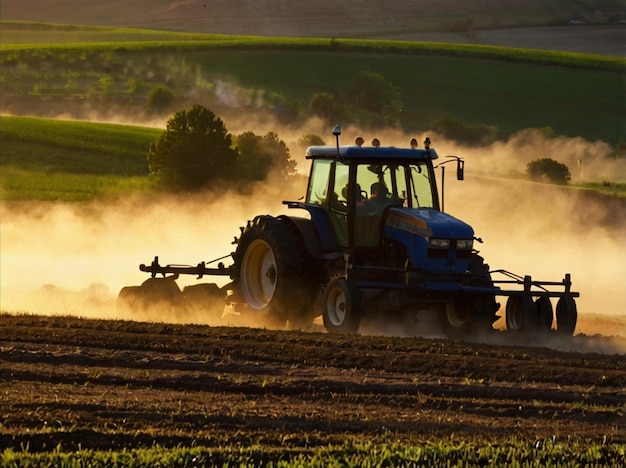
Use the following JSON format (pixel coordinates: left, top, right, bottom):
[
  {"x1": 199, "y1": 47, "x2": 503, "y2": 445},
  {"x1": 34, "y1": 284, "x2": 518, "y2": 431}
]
[
  {"x1": 428, "y1": 238, "x2": 450, "y2": 249},
  {"x1": 456, "y1": 239, "x2": 474, "y2": 250}
]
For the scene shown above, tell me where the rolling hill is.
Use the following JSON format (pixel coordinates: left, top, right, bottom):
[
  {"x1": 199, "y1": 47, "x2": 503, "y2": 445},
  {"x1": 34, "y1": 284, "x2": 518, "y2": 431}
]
[{"x1": 1, "y1": 0, "x2": 624, "y2": 55}]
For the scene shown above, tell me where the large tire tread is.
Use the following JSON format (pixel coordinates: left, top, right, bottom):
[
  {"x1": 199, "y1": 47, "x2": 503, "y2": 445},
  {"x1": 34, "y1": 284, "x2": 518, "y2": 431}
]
[{"x1": 232, "y1": 215, "x2": 321, "y2": 325}]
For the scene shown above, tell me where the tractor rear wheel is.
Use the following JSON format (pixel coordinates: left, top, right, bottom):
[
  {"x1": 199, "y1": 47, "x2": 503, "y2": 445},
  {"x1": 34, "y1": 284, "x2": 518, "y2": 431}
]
[
  {"x1": 232, "y1": 215, "x2": 320, "y2": 327},
  {"x1": 322, "y1": 278, "x2": 361, "y2": 334}
]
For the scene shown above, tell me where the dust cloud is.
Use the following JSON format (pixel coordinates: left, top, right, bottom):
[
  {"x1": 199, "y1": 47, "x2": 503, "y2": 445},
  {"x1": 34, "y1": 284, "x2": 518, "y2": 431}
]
[
  {"x1": 1, "y1": 122, "x2": 625, "y2": 350},
  {"x1": 0, "y1": 182, "x2": 301, "y2": 327}
]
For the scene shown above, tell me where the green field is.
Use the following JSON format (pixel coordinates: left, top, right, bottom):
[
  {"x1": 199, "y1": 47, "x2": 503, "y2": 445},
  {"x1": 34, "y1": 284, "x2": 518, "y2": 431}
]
[
  {"x1": 0, "y1": 21, "x2": 228, "y2": 44},
  {"x1": 187, "y1": 49, "x2": 624, "y2": 142},
  {"x1": 0, "y1": 115, "x2": 159, "y2": 174},
  {"x1": 1, "y1": 22, "x2": 624, "y2": 146},
  {"x1": 0, "y1": 116, "x2": 157, "y2": 200}
]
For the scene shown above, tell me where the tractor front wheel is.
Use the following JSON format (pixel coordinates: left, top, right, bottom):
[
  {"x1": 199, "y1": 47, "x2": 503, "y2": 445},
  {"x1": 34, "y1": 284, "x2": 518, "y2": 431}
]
[
  {"x1": 322, "y1": 278, "x2": 361, "y2": 334},
  {"x1": 442, "y1": 292, "x2": 497, "y2": 339},
  {"x1": 440, "y1": 254, "x2": 498, "y2": 339}
]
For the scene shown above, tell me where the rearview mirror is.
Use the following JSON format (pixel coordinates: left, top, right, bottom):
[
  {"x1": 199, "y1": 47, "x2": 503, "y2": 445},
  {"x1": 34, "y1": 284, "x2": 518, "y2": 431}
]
[{"x1": 457, "y1": 159, "x2": 465, "y2": 181}]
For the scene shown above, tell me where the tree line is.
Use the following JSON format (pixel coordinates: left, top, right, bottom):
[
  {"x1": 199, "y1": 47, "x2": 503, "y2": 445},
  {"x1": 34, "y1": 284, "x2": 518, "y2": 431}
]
[
  {"x1": 148, "y1": 105, "x2": 322, "y2": 192},
  {"x1": 148, "y1": 104, "x2": 575, "y2": 192}
]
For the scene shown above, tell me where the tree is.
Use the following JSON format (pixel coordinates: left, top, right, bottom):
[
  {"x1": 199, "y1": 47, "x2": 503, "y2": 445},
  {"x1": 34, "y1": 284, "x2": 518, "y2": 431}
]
[
  {"x1": 526, "y1": 158, "x2": 571, "y2": 184},
  {"x1": 297, "y1": 133, "x2": 326, "y2": 148},
  {"x1": 235, "y1": 131, "x2": 297, "y2": 183},
  {"x1": 309, "y1": 92, "x2": 349, "y2": 126},
  {"x1": 262, "y1": 132, "x2": 297, "y2": 182},
  {"x1": 347, "y1": 71, "x2": 401, "y2": 125},
  {"x1": 147, "y1": 105, "x2": 238, "y2": 191},
  {"x1": 234, "y1": 131, "x2": 272, "y2": 182}
]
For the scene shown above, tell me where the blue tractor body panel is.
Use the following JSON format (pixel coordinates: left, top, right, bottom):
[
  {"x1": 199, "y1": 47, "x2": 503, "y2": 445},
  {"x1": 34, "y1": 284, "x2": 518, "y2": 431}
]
[{"x1": 384, "y1": 207, "x2": 474, "y2": 277}]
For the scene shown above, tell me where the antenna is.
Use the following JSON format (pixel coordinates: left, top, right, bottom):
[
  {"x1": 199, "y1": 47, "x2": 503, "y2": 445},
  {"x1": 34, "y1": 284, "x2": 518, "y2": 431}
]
[{"x1": 333, "y1": 125, "x2": 341, "y2": 155}]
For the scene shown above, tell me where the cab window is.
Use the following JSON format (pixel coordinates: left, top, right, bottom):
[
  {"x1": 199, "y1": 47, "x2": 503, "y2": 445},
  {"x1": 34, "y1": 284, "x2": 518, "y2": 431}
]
[
  {"x1": 306, "y1": 159, "x2": 333, "y2": 205},
  {"x1": 407, "y1": 163, "x2": 434, "y2": 208}
]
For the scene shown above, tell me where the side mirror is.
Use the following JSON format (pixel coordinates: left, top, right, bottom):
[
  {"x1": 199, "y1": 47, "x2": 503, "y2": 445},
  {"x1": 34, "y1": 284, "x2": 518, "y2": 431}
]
[{"x1": 457, "y1": 159, "x2": 465, "y2": 181}]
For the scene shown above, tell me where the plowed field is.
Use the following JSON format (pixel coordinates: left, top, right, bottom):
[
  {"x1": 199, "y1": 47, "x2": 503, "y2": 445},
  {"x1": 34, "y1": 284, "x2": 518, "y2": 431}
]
[{"x1": 1, "y1": 313, "x2": 624, "y2": 460}]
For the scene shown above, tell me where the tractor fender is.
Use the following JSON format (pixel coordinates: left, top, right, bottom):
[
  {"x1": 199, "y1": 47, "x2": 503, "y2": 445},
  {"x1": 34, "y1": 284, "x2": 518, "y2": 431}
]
[{"x1": 279, "y1": 215, "x2": 341, "y2": 261}]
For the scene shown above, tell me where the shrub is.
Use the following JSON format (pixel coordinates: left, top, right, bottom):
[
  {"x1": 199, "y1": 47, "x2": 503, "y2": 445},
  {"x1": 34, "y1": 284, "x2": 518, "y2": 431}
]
[
  {"x1": 526, "y1": 158, "x2": 571, "y2": 184},
  {"x1": 431, "y1": 116, "x2": 499, "y2": 147},
  {"x1": 144, "y1": 86, "x2": 174, "y2": 114}
]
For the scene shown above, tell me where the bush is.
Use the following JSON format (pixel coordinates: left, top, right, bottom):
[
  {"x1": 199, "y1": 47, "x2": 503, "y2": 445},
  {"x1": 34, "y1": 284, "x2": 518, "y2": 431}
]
[
  {"x1": 526, "y1": 158, "x2": 571, "y2": 184},
  {"x1": 144, "y1": 86, "x2": 174, "y2": 114},
  {"x1": 431, "y1": 116, "x2": 499, "y2": 147}
]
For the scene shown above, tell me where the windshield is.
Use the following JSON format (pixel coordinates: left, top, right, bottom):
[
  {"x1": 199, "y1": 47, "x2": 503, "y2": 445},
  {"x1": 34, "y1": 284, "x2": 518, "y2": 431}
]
[{"x1": 355, "y1": 162, "x2": 434, "y2": 209}]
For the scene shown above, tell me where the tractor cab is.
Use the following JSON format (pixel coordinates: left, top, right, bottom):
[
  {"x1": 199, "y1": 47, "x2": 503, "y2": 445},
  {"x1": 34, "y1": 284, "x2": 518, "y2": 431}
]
[{"x1": 304, "y1": 136, "x2": 440, "y2": 250}]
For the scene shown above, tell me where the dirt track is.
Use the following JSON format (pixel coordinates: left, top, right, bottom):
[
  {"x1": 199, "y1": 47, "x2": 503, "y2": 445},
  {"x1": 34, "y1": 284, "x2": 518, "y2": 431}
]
[{"x1": 1, "y1": 313, "x2": 624, "y2": 453}]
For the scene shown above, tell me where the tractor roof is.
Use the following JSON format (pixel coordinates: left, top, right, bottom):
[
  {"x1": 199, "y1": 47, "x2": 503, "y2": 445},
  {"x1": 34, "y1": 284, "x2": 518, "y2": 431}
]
[{"x1": 305, "y1": 145, "x2": 439, "y2": 161}]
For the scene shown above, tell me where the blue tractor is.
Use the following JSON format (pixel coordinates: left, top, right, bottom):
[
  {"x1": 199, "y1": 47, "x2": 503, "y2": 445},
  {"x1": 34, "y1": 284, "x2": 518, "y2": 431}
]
[{"x1": 120, "y1": 128, "x2": 579, "y2": 338}]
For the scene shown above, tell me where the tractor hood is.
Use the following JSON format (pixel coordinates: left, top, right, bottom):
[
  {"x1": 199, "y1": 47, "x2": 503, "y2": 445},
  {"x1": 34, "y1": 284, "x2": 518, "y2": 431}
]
[{"x1": 385, "y1": 207, "x2": 474, "y2": 241}]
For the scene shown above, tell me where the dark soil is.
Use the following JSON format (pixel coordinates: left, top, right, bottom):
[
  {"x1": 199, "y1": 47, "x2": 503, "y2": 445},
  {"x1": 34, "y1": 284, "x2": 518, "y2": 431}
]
[{"x1": 1, "y1": 313, "x2": 624, "y2": 453}]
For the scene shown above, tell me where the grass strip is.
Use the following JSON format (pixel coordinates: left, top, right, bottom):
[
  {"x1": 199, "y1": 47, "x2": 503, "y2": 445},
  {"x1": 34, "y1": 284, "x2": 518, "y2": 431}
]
[{"x1": 2, "y1": 439, "x2": 624, "y2": 467}]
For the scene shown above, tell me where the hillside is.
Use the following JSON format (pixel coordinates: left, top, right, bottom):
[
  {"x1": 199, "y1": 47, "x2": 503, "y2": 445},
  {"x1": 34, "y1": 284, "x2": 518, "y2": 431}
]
[
  {"x1": 2, "y1": 1, "x2": 623, "y2": 34},
  {"x1": 1, "y1": 0, "x2": 624, "y2": 56}
]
